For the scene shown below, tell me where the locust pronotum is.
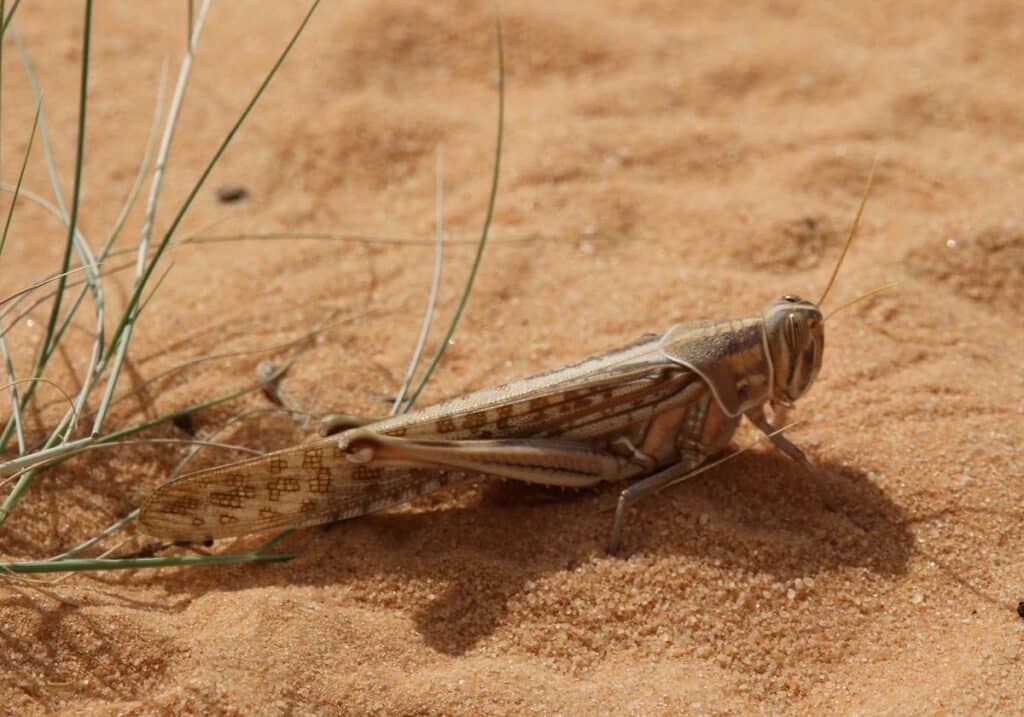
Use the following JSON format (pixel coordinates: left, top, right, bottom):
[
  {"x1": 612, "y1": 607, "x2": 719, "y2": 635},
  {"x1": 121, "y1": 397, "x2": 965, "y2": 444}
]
[{"x1": 140, "y1": 166, "x2": 882, "y2": 554}]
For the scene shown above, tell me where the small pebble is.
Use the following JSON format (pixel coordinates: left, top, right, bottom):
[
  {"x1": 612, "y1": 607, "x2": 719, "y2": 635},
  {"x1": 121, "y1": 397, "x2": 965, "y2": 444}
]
[
  {"x1": 216, "y1": 185, "x2": 250, "y2": 203},
  {"x1": 1016, "y1": 601, "x2": 1024, "y2": 619},
  {"x1": 172, "y1": 413, "x2": 195, "y2": 435}
]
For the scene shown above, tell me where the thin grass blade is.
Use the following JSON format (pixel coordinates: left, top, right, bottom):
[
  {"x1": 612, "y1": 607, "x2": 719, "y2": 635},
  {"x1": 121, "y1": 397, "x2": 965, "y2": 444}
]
[
  {"x1": 404, "y1": 19, "x2": 504, "y2": 409},
  {"x1": 0, "y1": 97, "x2": 40, "y2": 258}
]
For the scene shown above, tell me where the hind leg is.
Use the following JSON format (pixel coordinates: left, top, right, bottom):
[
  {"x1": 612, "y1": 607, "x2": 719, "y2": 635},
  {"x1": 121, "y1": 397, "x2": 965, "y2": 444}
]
[{"x1": 318, "y1": 414, "x2": 376, "y2": 436}]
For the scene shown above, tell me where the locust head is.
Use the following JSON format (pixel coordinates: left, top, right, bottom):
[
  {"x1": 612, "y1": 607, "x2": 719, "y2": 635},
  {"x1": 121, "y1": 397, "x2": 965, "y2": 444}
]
[
  {"x1": 758, "y1": 160, "x2": 888, "y2": 406},
  {"x1": 762, "y1": 296, "x2": 824, "y2": 404}
]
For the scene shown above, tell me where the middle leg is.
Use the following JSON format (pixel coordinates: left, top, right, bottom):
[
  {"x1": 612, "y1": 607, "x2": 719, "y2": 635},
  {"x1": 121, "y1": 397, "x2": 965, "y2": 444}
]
[{"x1": 607, "y1": 450, "x2": 704, "y2": 555}]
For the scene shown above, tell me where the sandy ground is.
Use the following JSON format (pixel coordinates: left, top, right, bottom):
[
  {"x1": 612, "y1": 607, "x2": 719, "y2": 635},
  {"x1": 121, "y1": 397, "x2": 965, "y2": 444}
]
[{"x1": 0, "y1": 1, "x2": 1022, "y2": 714}]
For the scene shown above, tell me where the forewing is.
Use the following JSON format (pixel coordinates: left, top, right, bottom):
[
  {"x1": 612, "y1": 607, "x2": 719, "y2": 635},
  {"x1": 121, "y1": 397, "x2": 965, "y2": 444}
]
[
  {"x1": 138, "y1": 439, "x2": 462, "y2": 542},
  {"x1": 375, "y1": 332, "x2": 699, "y2": 441}
]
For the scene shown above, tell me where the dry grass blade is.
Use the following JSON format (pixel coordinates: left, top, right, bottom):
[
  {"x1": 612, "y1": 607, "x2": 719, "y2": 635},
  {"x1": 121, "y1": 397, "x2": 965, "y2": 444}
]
[
  {"x1": 404, "y1": 19, "x2": 505, "y2": 410},
  {"x1": 391, "y1": 147, "x2": 446, "y2": 416}
]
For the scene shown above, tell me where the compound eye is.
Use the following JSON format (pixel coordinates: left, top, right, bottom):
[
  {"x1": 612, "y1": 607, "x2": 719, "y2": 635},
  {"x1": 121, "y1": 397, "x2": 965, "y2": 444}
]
[
  {"x1": 784, "y1": 313, "x2": 797, "y2": 345},
  {"x1": 785, "y1": 313, "x2": 808, "y2": 349}
]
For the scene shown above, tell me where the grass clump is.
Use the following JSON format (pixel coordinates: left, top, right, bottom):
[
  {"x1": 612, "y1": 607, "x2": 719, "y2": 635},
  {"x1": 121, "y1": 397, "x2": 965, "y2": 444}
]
[{"x1": 0, "y1": 3, "x2": 505, "y2": 578}]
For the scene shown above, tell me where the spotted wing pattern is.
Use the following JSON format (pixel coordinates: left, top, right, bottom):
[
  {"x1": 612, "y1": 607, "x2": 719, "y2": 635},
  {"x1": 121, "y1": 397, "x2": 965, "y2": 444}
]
[{"x1": 139, "y1": 440, "x2": 466, "y2": 542}]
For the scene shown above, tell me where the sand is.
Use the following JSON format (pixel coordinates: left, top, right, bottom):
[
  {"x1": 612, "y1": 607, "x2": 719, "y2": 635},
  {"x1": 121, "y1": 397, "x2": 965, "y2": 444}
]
[{"x1": 1, "y1": 1, "x2": 1022, "y2": 714}]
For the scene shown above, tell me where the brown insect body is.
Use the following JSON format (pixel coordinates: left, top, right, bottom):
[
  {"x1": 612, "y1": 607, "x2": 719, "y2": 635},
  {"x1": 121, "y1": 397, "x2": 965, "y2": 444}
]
[
  {"x1": 141, "y1": 166, "x2": 873, "y2": 552},
  {"x1": 139, "y1": 299, "x2": 825, "y2": 551}
]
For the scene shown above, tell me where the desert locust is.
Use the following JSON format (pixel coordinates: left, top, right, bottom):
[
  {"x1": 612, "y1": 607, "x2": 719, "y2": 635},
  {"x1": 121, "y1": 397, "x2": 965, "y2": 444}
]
[{"x1": 140, "y1": 169, "x2": 882, "y2": 554}]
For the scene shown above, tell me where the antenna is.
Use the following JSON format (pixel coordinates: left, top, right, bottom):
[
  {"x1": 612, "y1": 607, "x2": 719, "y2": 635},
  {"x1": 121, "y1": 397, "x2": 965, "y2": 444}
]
[
  {"x1": 824, "y1": 282, "x2": 899, "y2": 321},
  {"x1": 818, "y1": 157, "x2": 879, "y2": 307}
]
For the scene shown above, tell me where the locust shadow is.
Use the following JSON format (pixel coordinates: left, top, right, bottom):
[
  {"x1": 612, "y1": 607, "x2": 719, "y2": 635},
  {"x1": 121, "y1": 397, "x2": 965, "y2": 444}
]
[{"x1": 148, "y1": 449, "x2": 915, "y2": 656}]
